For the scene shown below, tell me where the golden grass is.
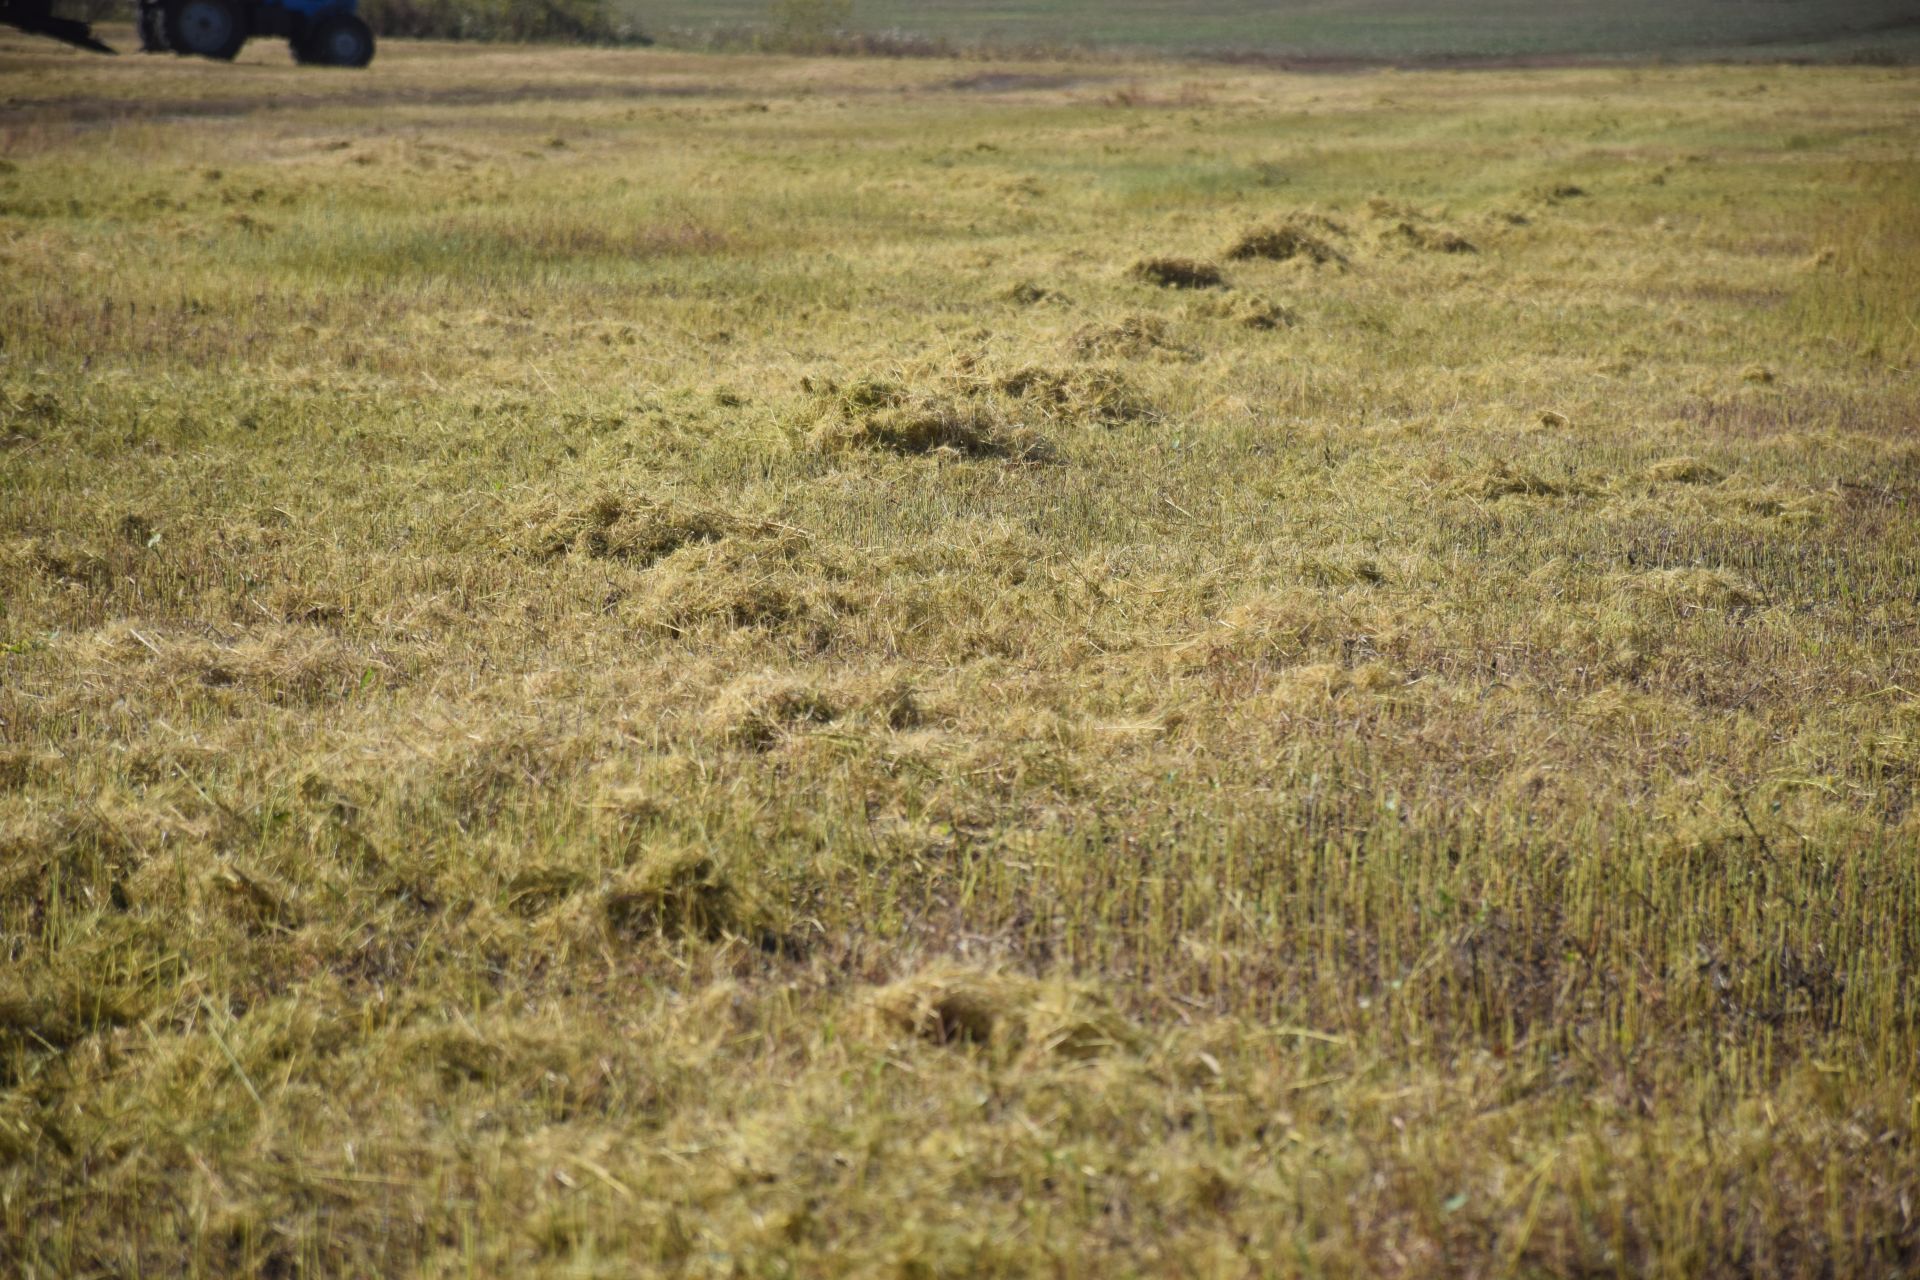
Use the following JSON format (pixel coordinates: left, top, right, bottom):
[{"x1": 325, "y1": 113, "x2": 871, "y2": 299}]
[{"x1": 2, "y1": 28, "x2": 1918, "y2": 1278}]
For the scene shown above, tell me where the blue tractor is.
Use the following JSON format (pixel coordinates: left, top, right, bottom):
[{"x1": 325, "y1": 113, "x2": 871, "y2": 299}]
[{"x1": 1, "y1": 0, "x2": 374, "y2": 64}]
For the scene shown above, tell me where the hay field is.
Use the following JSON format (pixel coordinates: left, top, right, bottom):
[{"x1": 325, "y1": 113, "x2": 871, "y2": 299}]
[{"x1": 3, "y1": 30, "x2": 1919, "y2": 1278}]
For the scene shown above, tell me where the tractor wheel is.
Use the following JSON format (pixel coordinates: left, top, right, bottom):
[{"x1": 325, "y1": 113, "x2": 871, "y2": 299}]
[
  {"x1": 298, "y1": 14, "x2": 374, "y2": 67},
  {"x1": 164, "y1": 0, "x2": 247, "y2": 59},
  {"x1": 138, "y1": 2, "x2": 171, "y2": 51}
]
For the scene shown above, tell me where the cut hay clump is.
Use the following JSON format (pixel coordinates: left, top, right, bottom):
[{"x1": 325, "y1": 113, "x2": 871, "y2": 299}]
[
  {"x1": 1004, "y1": 280, "x2": 1065, "y2": 305},
  {"x1": 1575, "y1": 686, "x2": 1672, "y2": 730},
  {"x1": 1259, "y1": 661, "x2": 1400, "y2": 714},
  {"x1": 402, "y1": 1017, "x2": 579, "y2": 1087},
  {"x1": 524, "y1": 492, "x2": 729, "y2": 566},
  {"x1": 1069, "y1": 314, "x2": 1193, "y2": 361},
  {"x1": 0, "y1": 750, "x2": 47, "y2": 792},
  {"x1": 12, "y1": 537, "x2": 111, "y2": 590},
  {"x1": 1235, "y1": 299, "x2": 1299, "y2": 330},
  {"x1": 1190, "y1": 296, "x2": 1299, "y2": 330},
  {"x1": 257, "y1": 582, "x2": 349, "y2": 626},
  {"x1": 868, "y1": 965, "x2": 1139, "y2": 1060},
  {"x1": 1178, "y1": 592, "x2": 1337, "y2": 670},
  {"x1": 1728, "y1": 487, "x2": 1827, "y2": 524},
  {"x1": 212, "y1": 862, "x2": 302, "y2": 932},
  {"x1": 994, "y1": 365, "x2": 1155, "y2": 425},
  {"x1": 1292, "y1": 211, "x2": 1352, "y2": 238},
  {"x1": 0, "y1": 974, "x2": 140, "y2": 1057},
  {"x1": 503, "y1": 864, "x2": 590, "y2": 918},
  {"x1": 1129, "y1": 257, "x2": 1226, "y2": 289},
  {"x1": 110, "y1": 626, "x2": 366, "y2": 707},
  {"x1": 1300, "y1": 555, "x2": 1385, "y2": 587},
  {"x1": 1380, "y1": 221, "x2": 1477, "y2": 254},
  {"x1": 706, "y1": 673, "x2": 839, "y2": 749},
  {"x1": 874, "y1": 680, "x2": 921, "y2": 730},
  {"x1": 1646, "y1": 457, "x2": 1724, "y2": 486},
  {"x1": 1616, "y1": 568, "x2": 1762, "y2": 613},
  {"x1": 1224, "y1": 223, "x2": 1347, "y2": 266},
  {"x1": 1466, "y1": 462, "x2": 1589, "y2": 501},
  {"x1": 0, "y1": 809, "x2": 149, "y2": 926},
  {"x1": 1364, "y1": 196, "x2": 1426, "y2": 221},
  {"x1": 0, "y1": 389, "x2": 66, "y2": 447},
  {"x1": 624, "y1": 535, "x2": 837, "y2": 647},
  {"x1": 603, "y1": 847, "x2": 744, "y2": 942},
  {"x1": 807, "y1": 378, "x2": 1054, "y2": 462}
]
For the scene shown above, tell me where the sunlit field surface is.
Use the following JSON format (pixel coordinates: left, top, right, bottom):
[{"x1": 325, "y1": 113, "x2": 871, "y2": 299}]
[{"x1": 2, "y1": 29, "x2": 1918, "y2": 1278}]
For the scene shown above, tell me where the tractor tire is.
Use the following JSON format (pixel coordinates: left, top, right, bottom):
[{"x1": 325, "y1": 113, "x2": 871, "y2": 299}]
[
  {"x1": 297, "y1": 14, "x2": 374, "y2": 67},
  {"x1": 164, "y1": 0, "x2": 246, "y2": 59},
  {"x1": 138, "y1": 2, "x2": 170, "y2": 51}
]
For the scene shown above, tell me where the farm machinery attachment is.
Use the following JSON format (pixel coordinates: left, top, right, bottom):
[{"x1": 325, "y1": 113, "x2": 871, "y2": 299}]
[{"x1": 1, "y1": 0, "x2": 374, "y2": 64}]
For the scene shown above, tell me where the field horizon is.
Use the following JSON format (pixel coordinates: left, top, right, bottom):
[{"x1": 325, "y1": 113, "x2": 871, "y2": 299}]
[
  {"x1": 625, "y1": 0, "x2": 1920, "y2": 64},
  {"x1": 3, "y1": 25, "x2": 1918, "y2": 1278}
]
